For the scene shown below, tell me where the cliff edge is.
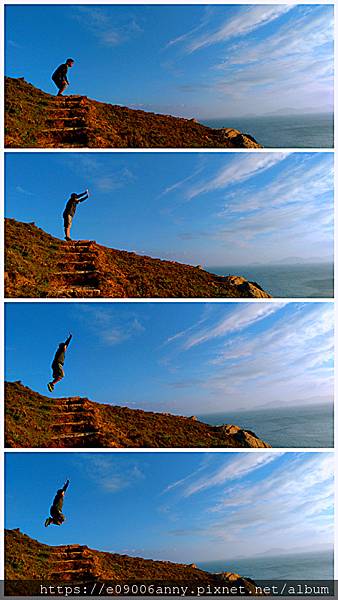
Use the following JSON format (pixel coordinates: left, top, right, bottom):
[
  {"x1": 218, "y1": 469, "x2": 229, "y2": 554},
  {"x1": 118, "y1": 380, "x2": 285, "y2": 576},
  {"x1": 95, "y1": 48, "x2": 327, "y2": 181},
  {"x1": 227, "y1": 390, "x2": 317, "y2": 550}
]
[
  {"x1": 5, "y1": 219, "x2": 272, "y2": 298},
  {"x1": 5, "y1": 529, "x2": 257, "y2": 595},
  {"x1": 5, "y1": 77, "x2": 262, "y2": 149},
  {"x1": 5, "y1": 382, "x2": 271, "y2": 449}
]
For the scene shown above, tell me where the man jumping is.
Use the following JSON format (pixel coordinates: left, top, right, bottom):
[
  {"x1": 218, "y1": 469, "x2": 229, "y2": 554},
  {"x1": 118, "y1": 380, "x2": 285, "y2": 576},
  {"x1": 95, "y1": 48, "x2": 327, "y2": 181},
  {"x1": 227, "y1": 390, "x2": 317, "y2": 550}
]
[
  {"x1": 45, "y1": 480, "x2": 70, "y2": 527},
  {"x1": 47, "y1": 333, "x2": 72, "y2": 392},
  {"x1": 63, "y1": 190, "x2": 89, "y2": 241},
  {"x1": 52, "y1": 58, "x2": 75, "y2": 96}
]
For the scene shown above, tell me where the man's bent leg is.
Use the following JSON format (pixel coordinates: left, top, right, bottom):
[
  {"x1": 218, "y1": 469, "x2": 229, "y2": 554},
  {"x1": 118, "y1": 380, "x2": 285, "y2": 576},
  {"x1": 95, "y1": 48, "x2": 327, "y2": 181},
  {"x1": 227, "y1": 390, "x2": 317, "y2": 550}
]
[{"x1": 57, "y1": 80, "x2": 68, "y2": 96}]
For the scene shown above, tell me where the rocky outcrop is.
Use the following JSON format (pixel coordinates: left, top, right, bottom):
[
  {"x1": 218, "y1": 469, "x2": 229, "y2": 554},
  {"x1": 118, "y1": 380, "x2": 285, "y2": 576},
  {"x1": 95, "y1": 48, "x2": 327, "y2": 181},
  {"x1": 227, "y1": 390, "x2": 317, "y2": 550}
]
[
  {"x1": 5, "y1": 382, "x2": 271, "y2": 449},
  {"x1": 5, "y1": 529, "x2": 257, "y2": 595},
  {"x1": 5, "y1": 219, "x2": 272, "y2": 298},
  {"x1": 5, "y1": 77, "x2": 262, "y2": 149}
]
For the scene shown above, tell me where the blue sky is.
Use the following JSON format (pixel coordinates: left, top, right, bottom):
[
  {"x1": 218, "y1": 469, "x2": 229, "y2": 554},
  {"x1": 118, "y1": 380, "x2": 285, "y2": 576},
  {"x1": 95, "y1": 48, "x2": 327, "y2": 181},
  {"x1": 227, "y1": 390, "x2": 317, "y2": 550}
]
[
  {"x1": 5, "y1": 452, "x2": 334, "y2": 561},
  {"x1": 5, "y1": 152, "x2": 334, "y2": 266},
  {"x1": 5, "y1": 4, "x2": 333, "y2": 117},
  {"x1": 5, "y1": 302, "x2": 333, "y2": 414}
]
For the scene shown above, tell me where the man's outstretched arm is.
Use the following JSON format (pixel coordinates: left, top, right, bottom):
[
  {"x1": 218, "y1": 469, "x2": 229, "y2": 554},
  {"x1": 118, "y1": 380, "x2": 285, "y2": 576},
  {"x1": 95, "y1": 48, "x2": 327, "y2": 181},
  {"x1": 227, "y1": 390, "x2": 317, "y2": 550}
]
[
  {"x1": 62, "y1": 479, "x2": 70, "y2": 493},
  {"x1": 77, "y1": 190, "x2": 89, "y2": 202},
  {"x1": 64, "y1": 333, "x2": 73, "y2": 348}
]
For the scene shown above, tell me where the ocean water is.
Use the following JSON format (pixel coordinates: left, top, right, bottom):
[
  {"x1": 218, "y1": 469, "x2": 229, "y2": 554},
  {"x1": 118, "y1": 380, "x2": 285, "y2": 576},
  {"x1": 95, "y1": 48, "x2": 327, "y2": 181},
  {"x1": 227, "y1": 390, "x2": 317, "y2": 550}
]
[
  {"x1": 208, "y1": 263, "x2": 333, "y2": 298},
  {"x1": 198, "y1": 551, "x2": 333, "y2": 580},
  {"x1": 202, "y1": 113, "x2": 333, "y2": 148},
  {"x1": 199, "y1": 403, "x2": 333, "y2": 448}
]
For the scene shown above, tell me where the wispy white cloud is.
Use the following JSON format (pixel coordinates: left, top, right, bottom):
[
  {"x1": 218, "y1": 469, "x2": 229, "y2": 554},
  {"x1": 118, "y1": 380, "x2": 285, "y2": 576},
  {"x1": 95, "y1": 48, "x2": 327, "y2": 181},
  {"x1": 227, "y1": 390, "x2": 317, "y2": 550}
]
[
  {"x1": 74, "y1": 305, "x2": 145, "y2": 346},
  {"x1": 168, "y1": 6, "x2": 333, "y2": 116},
  {"x1": 167, "y1": 453, "x2": 282, "y2": 497},
  {"x1": 169, "y1": 5, "x2": 294, "y2": 54},
  {"x1": 164, "y1": 453, "x2": 334, "y2": 558},
  {"x1": 74, "y1": 6, "x2": 142, "y2": 47},
  {"x1": 163, "y1": 154, "x2": 333, "y2": 264},
  {"x1": 75, "y1": 455, "x2": 144, "y2": 493},
  {"x1": 169, "y1": 303, "x2": 286, "y2": 350},
  {"x1": 15, "y1": 185, "x2": 34, "y2": 196},
  {"x1": 213, "y1": 8, "x2": 333, "y2": 114},
  {"x1": 64, "y1": 155, "x2": 135, "y2": 193},
  {"x1": 183, "y1": 153, "x2": 287, "y2": 200},
  {"x1": 164, "y1": 303, "x2": 333, "y2": 411}
]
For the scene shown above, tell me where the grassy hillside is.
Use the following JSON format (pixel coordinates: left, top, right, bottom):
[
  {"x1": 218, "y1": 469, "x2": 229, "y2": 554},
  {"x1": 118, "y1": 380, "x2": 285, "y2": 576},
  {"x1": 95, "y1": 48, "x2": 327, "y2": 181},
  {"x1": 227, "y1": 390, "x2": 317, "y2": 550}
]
[
  {"x1": 5, "y1": 219, "x2": 272, "y2": 298},
  {"x1": 5, "y1": 382, "x2": 271, "y2": 448},
  {"x1": 5, "y1": 77, "x2": 262, "y2": 149},
  {"x1": 5, "y1": 529, "x2": 258, "y2": 595}
]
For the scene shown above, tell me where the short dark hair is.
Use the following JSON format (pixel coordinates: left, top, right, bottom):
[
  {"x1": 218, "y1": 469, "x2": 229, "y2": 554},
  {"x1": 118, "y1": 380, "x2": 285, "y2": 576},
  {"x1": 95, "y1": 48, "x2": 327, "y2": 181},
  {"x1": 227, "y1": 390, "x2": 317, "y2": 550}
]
[
  {"x1": 66, "y1": 58, "x2": 75, "y2": 64},
  {"x1": 71, "y1": 193, "x2": 77, "y2": 198}
]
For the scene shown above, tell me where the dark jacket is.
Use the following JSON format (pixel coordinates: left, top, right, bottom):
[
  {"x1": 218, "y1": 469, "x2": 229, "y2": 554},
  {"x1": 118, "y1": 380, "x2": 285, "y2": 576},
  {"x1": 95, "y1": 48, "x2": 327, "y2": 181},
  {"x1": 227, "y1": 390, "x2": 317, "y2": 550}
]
[
  {"x1": 52, "y1": 334, "x2": 72, "y2": 367},
  {"x1": 52, "y1": 63, "x2": 69, "y2": 84},
  {"x1": 51, "y1": 480, "x2": 69, "y2": 512},
  {"x1": 63, "y1": 192, "x2": 89, "y2": 218}
]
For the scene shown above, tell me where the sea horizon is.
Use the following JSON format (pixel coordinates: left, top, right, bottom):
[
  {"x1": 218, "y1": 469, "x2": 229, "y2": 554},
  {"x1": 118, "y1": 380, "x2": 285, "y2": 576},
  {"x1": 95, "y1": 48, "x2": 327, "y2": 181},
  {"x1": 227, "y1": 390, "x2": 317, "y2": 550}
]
[
  {"x1": 198, "y1": 402, "x2": 334, "y2": 448},
  {"x1": 207, "y1": 262, "x2": 333, "y2": 298},
  {"x1": 202, "y1": 113, "x2": 333, "y2": 148},
  {"x1": 197, "y1": 549, "x2": 333, "y2": 581}
]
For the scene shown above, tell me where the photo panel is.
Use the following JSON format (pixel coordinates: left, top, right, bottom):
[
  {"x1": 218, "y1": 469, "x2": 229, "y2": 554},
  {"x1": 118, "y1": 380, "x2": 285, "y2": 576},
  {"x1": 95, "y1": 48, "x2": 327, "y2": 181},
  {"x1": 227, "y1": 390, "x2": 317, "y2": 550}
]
[
  {"x1": 4, "y1": 3, "x2": 334, "y2": 149},
  {"x1": 2, "y1": 0, "x2": 336, "y2": 596},
  {"x1": 4, "y1": 151, "x2": 334, "y2": 299},
  {"x1": 5, "y1": 301, "x2": 334, "y2": 449},
  {"x1": 4, "y1": 451, "x2": 334, "y2": 595}
]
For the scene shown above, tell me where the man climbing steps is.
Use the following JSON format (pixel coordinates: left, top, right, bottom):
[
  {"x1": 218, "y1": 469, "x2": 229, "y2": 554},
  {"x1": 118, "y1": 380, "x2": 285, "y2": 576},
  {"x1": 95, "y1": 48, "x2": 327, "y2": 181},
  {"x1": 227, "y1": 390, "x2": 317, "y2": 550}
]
[
  {"x1": 47, "y1": 333, "x2": 72, "y2": 392},
  {"x1": 52, "y1": 59, "x2": 75, "y2": 96},
  {"x1": 63, "y1": 190, "x2": 89, "y2": 241},
  {"x1": 45, "y1": 479, "x2": 70, "y2": 527}
]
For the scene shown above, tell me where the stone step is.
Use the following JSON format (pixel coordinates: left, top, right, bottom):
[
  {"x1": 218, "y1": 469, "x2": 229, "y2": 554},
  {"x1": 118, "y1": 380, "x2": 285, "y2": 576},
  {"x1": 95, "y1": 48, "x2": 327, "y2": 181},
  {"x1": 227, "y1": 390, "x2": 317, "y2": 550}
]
[
  {"x1": 52, "y1": 544, "x2": 88, "y2": 553},
  {"x1": 52, "y1": 549, "x2": 87, "y2": 555},
  {"x1": 49, "y1": 143, "x2": 88, "y2": 148},
  {"x1": 54, "y1": 406, "x2": 86, "y2": 411},
  {"x1": 53, "y1": 556, "x2": 91, "y2": 561},
  {"x1": 49, "y1": 119, "x2": 87, "y2": 129},
  {"x1": 62, "y1": 240, "x2": 95, "y2": 245},
  {"x1": 54, "y1": 270, "x2": 97, "y2": 275},
  {"x1": 56, "y1": 266, "x2": 96, "y2": 273},
  {"x1": 51, "y1": 570, "x2": 95, "y2": 577},
  {"x1": 52, "y1": 278, "x2": 100, "y2": 289},
  {"x1": 52, "y1": 421, "x2": 89, "y2": 427},
  {"x1": 57, "y1": 261, "x2": 95, "y2": 266},
  {"x1": 64, "y1": 95, "x2": 87, "y2": 99},
  {"x1": 55, "y1": 398, "x2": 85, "y2": 404},
  {"x1": 46, "y1": 107, "x2": 88, "y2": 113},
  {"x1": 51, "y1": 431, "x2": 98, "y2": 439},
  {"x1": 54, "y1": 410, "x2": 94, "y2": 416},
  {"x1": 61, "y1": 248, "x2": 95, "y2": 252},
  {"x1": 59, "y1": 256, "x2": 96, "y2": 261},
  {"x1": 51, "y1": 287, "x2": 101, "y2": 297},
  {"x1": 47, "y1": 115, "x2": 86, "y2": 120},
  {"x1": 52, "y1": 271, "x2": 99, "y2": 281},
  {"x1": 41, "y1": 127, "x2": 90, "y2": 133}
]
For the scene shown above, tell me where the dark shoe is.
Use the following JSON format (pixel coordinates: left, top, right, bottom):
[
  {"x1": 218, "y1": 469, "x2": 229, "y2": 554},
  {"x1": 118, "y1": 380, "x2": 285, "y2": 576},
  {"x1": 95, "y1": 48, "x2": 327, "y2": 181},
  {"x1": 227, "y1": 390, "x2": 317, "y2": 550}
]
[
  {"x1": 64, "y1": 236, "x2": 71, "y2": 241},
  {"x1": 45, "y1": 518, "x2": 52, "y2": 527},
  {"x1": 47, "y1": 382, "x2": 54, "y2": 392}
]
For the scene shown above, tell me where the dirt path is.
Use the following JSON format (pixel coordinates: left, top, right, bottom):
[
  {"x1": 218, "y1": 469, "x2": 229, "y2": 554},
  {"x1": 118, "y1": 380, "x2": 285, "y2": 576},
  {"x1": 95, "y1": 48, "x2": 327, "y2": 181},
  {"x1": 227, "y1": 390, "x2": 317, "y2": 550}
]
[
  {"x1": 49, "y1": 240, "x2": 101, "y2": 297},
  {"x1": 39, "y1": 96, "x2": 90, "y2": 147}
]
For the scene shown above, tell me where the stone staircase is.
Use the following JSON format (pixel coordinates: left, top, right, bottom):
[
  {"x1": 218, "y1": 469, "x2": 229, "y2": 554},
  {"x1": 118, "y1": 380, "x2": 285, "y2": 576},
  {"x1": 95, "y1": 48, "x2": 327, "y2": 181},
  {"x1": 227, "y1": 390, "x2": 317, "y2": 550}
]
[
  {"x1": 40, "y1": 96, "x2": 90, "y2": 148},
  {"x1": 50, "y1": 240, "x2": 101, "y2": 297},
  {"x1": 50, "y1": 397, "x2": 101, "y2": 447},
  {"x1": 50, "y1": 545, "x2": 97, "y2": 583}
]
